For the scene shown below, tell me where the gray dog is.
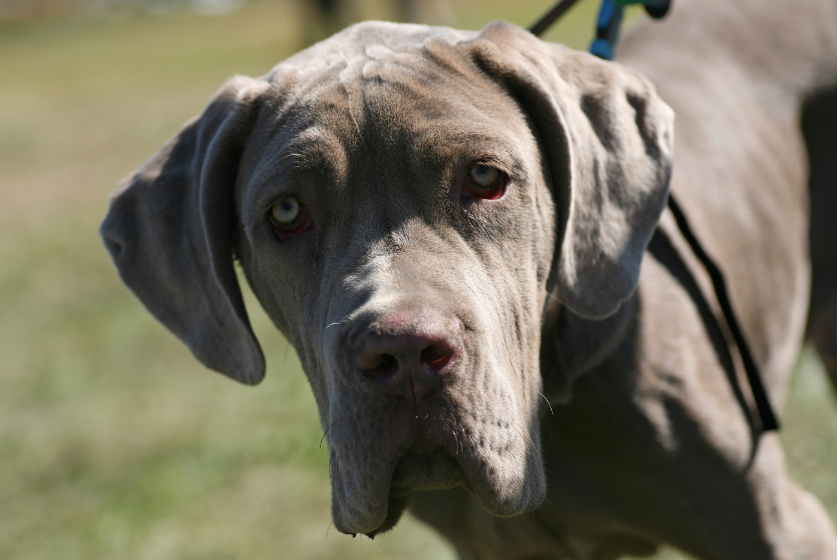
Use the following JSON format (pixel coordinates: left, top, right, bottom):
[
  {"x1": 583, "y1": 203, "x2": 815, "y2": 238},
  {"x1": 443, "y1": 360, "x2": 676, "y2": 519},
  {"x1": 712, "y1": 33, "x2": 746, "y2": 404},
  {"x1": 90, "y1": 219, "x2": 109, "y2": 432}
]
[{"x1": 101, "y1": 0, "x2": 836, "y2": 557}]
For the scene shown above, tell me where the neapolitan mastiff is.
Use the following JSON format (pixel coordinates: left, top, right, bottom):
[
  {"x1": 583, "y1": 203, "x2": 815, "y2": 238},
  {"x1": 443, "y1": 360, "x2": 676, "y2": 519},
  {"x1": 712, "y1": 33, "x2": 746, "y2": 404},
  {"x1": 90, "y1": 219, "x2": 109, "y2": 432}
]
[{"x1": 101, "y1": 0, "x2": 837, "y2": 557}]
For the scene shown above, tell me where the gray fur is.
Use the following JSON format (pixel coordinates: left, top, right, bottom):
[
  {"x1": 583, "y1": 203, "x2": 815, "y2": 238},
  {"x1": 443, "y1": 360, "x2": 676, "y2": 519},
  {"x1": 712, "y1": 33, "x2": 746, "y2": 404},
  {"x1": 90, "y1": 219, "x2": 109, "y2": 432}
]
[{"x1": 101, "y1": 0, "x2": 836, "y2": 557}]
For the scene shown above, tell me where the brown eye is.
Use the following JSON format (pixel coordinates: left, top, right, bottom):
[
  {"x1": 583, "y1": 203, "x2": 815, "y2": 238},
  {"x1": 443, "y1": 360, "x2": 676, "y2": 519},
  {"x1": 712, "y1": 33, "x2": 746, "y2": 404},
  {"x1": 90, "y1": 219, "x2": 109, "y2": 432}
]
[
  {"x1": 269, "y1": 196, "x2": 312, "y2": 241},
  {"x1": 462, "y1": 163, "x2": 506, "y2": 200}
]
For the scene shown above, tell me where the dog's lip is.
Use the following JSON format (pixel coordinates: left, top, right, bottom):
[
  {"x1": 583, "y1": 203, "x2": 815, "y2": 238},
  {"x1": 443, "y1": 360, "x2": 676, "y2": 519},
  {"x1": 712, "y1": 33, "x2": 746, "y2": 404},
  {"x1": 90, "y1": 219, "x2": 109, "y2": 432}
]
[
  {"x1": 363, "y1": 436, "x2": 470, "y2": 537},
  {"x1": 335, "y1": 423, "x2": 472, "y2": 536},
  {"x1": 331, "y1": 396, "x2": 540, "y2": 536},
  {"x1": 407, "y1": 406, "x2": 543, "y2": 519}
]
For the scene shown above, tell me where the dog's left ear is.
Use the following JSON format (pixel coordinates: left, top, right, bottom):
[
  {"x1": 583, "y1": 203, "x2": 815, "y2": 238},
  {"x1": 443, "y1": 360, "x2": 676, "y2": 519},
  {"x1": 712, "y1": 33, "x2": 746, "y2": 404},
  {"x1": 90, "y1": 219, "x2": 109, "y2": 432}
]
[
  {"x1": 100, "y1": 76, "x2": 271, "y2": 385},
  {"x1": 462, "y1": 22, "x2": 674, "y2": 319}
]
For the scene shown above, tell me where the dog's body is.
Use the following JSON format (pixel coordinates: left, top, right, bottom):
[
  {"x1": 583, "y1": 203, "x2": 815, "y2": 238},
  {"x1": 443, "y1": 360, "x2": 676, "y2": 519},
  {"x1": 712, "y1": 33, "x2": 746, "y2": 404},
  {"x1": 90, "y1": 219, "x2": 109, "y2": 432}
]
[{"x1": 101, "y1": 0, "x2": 836, "y2": 558}]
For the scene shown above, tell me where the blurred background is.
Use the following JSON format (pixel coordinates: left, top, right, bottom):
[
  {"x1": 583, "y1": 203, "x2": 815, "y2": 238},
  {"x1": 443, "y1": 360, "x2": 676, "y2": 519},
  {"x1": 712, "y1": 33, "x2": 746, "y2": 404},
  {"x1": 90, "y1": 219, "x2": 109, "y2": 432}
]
[{"x1": 0, "y1": 1, "x2": 834, "y2": 558}]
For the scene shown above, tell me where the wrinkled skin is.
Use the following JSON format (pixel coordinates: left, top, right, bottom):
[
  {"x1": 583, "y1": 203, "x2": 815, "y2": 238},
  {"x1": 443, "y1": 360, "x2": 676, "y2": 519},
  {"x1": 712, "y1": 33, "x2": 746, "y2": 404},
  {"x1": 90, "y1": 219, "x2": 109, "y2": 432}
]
[
  {"x1": 234, "y1": 28, "x2": 556, "y2": 533},
  {"x1": 101, "y1": 0, "x2": 836, "y2": 557}
]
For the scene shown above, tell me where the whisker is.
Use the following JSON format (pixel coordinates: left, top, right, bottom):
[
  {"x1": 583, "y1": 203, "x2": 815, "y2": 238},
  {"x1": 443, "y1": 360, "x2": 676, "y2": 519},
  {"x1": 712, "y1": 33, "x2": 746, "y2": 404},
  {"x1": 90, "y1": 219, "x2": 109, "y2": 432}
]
[
  {"x1": 324, "y1": 318, "x2": 351, "y2": 336},
  {"x1": 515, "y1": 425, "x2": 532, "y2": 462},
  {"x1": 446, "y1": 411, "x2": 469, "y2": 457},
  {"x1": 537, "y1": 391, "x2": 554, "y2": 415},
  {"x1": 445, "y1": 409, "x2": 461, "y2": 455},
  {"x1": 512, "y1": 421, "x2": 539, "y2": 461},
  {"x1": 320, "y1": 420, "x2": 337, "y2": 448}
]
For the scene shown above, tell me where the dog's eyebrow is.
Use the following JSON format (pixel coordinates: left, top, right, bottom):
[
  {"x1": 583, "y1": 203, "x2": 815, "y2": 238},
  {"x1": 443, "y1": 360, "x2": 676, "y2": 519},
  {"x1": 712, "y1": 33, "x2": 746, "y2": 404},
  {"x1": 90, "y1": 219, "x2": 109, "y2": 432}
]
[
  {"x1": 431, "y1": 133, "x2": 528, "y2": 179},
  {"x1": 285, "y1": 126, "x2": 348, "y2": 172},
  {"x1": 251, "y1": 126, "x2": 349, "y2": 190}
]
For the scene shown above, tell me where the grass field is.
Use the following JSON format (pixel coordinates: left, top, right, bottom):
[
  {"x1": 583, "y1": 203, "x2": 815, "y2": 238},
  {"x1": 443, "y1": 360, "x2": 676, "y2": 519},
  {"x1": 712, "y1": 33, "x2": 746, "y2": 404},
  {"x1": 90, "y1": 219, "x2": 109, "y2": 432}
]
[{"x1": 0, "y1": 1, "x2": 834, "y2": 558}]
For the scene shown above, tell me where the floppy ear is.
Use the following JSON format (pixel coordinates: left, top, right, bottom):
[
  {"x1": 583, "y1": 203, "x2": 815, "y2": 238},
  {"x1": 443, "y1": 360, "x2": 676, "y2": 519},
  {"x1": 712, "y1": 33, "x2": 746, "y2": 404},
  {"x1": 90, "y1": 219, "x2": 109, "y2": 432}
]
[
  {"x1": 101, "y1": 76, "x2": 270, "y2": 384},
  {"x1": 462, "y1": 22, "x2": 674, "y2": 319}
]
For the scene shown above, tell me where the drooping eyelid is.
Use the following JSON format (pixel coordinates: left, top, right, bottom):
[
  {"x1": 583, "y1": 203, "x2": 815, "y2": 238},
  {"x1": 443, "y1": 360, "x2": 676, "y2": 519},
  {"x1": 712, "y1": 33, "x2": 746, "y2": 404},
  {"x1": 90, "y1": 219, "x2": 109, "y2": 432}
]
[
  {"x1": 247, "y1": 159, "x2": 324, "y2": 220},
  {"x1": 469, "y1": 157, "x2": 514, "y2": 180},
  {"x1": 458, "y1": 152, "x2": 526, "y2": 186},
  {"x1": 448, "y1": 135, "x2": 526, "y2": 178},
  {"x1": 251, "y1": 165, "x2": 320, "y2": 213}
]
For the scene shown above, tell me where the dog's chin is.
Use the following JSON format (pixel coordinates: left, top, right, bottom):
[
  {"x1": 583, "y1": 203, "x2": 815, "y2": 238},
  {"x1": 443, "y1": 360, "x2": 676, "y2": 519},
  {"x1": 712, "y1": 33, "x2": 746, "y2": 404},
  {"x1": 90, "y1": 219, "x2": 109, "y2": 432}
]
[
  {"x1": 364, "y1": 441, "x2": 468, "y2": 537},
  {"x1": 346, "y1": 438, "x2": 545, "y2": 538}
]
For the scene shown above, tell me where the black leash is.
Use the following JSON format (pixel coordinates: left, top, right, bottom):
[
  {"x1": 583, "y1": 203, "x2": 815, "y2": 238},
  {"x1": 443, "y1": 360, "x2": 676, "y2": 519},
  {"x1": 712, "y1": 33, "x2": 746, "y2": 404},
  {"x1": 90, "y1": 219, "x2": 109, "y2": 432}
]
[
  {"x1": 528, "y1": 0, "x2": 780, "y2": 434},
  {"x1": 666, "y1": 199, "x2": 780, "y2": 432},
  {"x1": 529, "y1": 0, "x2": 582, "y2": 36}
]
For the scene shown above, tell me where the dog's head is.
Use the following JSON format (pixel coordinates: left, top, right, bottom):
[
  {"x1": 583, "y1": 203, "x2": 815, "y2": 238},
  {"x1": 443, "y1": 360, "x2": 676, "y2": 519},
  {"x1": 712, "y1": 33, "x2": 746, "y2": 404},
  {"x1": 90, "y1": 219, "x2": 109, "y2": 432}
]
[{"x1": 101, "y1": 21, "x2": 673, "y2": 536}]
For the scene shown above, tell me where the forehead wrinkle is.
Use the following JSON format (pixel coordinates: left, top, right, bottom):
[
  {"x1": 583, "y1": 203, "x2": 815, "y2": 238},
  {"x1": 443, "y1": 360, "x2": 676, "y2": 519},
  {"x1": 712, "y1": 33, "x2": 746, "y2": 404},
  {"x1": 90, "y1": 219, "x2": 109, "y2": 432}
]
[
  {"x1": 338, "y1": 55, "x2": 367, "y2": 141},
  {"x1": 362, "y1": 60, "x2": 450, "y2": 120},
  {"x1": 291, "y1": 41, "x2": 511, "y2": 152},
  {"x1": 352, "y1": 50, "x2": 525, "y2": 147},
  {"x1": 359, "y1": 46, "x2": 495, "y2": 115},
  {"x1": 245, "y1": 126, "x2": 350, "y2": 216},
  {"x1": 285, "y1": 127, "x2": 349, "y2": 178}
]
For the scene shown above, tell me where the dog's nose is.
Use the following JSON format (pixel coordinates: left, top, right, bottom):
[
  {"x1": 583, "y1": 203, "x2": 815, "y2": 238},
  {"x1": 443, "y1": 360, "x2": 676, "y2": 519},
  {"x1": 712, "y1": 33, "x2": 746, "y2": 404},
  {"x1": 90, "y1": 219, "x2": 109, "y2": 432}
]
[{"x1": 354, "y1": 309, "x2": 463, "y2": 401}]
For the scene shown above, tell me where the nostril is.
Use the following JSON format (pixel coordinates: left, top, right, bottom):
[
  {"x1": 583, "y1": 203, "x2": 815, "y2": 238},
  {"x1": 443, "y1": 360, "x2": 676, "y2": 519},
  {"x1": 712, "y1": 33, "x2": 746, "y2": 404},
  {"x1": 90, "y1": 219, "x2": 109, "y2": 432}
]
[
  {"x1": 420, "y1": 345, "x2": 454, "y2": 370},
  {"x1": 360, "y1": 353, "x2": 399, "y2": 379}
]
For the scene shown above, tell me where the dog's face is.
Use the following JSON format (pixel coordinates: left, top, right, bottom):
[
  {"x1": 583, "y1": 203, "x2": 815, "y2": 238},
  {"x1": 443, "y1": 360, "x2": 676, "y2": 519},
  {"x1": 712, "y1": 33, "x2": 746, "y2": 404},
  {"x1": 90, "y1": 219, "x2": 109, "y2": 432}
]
[
  {"x1": 235, "y1": 26, "x2": 557, "y2": 534},
  {"x1": 101, "y1": 22, "x2": 673, "y2": 536}
]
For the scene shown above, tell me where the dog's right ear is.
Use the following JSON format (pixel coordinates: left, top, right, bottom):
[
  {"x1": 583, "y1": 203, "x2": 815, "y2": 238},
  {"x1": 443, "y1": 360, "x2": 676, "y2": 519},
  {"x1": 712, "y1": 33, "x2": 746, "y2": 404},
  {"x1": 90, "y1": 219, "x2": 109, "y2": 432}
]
[
  {"x1": 101, "y1": 76, "x2": 270, "y2": 385},
  {"x1": 461, "y1": 22, "x2": 674, "y2": 321}
]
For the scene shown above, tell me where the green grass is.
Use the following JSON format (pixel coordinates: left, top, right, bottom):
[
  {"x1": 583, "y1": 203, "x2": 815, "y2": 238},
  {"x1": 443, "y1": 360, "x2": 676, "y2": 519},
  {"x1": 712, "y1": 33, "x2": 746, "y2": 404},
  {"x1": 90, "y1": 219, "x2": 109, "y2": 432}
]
[{"x1": 0, "y1": 2, "x2": 833, "y2": 559}]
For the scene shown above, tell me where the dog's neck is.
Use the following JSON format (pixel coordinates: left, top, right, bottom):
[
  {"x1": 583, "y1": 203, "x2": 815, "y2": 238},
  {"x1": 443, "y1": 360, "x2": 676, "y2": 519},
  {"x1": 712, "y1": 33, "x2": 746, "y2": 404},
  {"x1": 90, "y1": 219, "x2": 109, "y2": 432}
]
[{"x1": 540, "y1": 291, "x2": 638, "y2": 405}]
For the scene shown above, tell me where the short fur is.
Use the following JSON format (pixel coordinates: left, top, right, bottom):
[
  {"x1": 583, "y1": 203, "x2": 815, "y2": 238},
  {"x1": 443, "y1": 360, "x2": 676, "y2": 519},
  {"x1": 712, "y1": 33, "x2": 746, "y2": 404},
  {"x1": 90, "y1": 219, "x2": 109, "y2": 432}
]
[{"x1": 101, "y1": 0, "x2": 836, "y2": 558}]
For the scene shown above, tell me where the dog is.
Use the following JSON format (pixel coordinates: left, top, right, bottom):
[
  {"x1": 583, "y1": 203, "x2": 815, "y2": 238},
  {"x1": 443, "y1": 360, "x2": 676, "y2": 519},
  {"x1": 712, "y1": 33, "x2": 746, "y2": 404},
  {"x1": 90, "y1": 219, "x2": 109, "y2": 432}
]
[{"x1": 100, "y1": 0, "x2": 836, "y2": 557}]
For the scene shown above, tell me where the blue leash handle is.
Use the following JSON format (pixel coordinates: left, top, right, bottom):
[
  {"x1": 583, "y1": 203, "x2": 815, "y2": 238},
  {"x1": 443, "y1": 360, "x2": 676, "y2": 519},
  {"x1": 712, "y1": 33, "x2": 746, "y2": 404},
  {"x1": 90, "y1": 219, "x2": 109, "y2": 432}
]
[
  {"x1": 590, "y1": 0, "x2": 671, "y2": 60},
  {"x1": 590, "y1": 0, "x2": 623, "y2": 60}
]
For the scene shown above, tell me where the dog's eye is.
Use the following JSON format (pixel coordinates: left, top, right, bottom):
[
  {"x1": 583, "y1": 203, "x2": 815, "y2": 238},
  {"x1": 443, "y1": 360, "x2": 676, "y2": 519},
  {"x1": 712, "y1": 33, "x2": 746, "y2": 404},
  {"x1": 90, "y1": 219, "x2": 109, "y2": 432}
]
[
  {"x1": 269, "y1": 196, "x2": 312, "y2": 241},
  {"x1": 469, "y1": 164, "x2": 500, "y2": 187},
  {"x1": 462, "y1": 163, "x2": 506, "y2": 200},
  {"x1": 271, "y1": 197, "x2": 301, "y2": 224}
]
